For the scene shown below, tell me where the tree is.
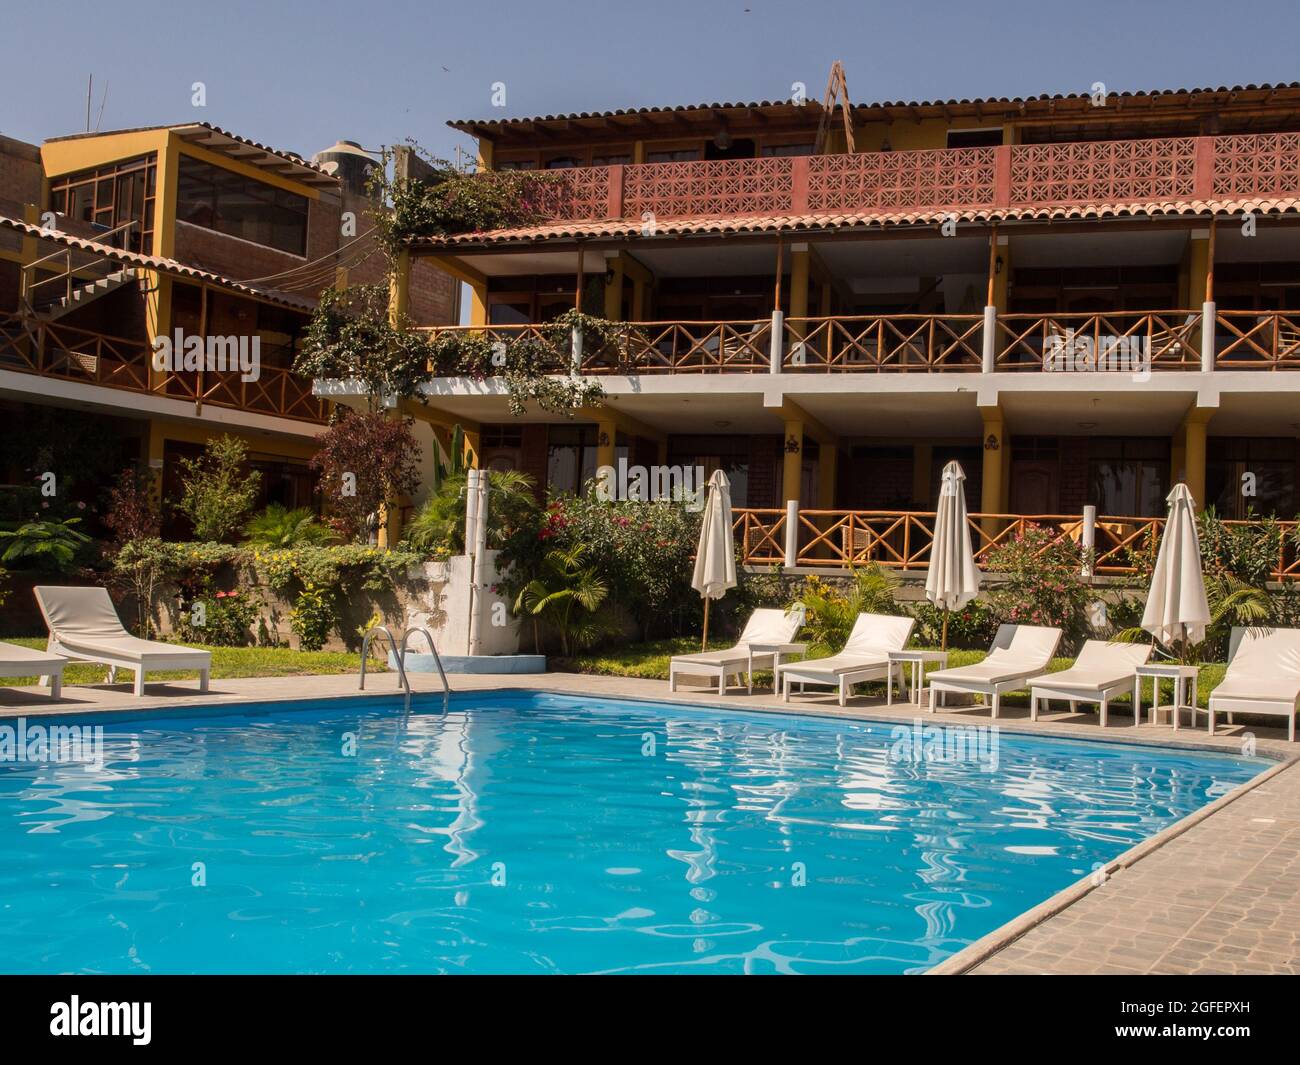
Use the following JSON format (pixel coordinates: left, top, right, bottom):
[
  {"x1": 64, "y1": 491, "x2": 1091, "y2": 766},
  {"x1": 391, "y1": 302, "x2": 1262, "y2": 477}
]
[
  {"x1": 310, "y1": 409, "x2": 422, "y2": 543},
  {"x1": 177, "y1": 435, "x2": 262, "y2": 543},
  {"x1": 103, "y1": 467, "x2": 162, "y2": 545}
]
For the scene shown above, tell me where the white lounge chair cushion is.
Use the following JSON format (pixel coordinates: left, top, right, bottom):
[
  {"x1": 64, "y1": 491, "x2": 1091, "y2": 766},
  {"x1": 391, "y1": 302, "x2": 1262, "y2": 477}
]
[
  {"x1": 0, "y1": 641, "x2": 69, "y2": 672},
  {"x1": 777, "y1": 614, "x2": 915, "y2": 678},
  {"x1": 35, "y1": 586, "x2": 211, "y2": 666},
  {"x1": 931, "y1": 624, "x2": 1063, "y2": 686},
  {"x1": 1027, "y1": 640, "x2": 1151, "y2": 692},
  {"x1": 1211, "y1": 628, "x2": 1300, "y2": 707},
  {"x1": 671, "y1": 608, "x2": 802, "y2": 670}
]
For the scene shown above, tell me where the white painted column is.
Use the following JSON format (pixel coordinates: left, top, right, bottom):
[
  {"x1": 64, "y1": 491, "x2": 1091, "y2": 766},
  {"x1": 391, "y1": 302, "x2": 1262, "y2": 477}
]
[
  {"x1": 784, "y1": 498, "x2": 799, "y2": 569},
  {"x1": 1201, "y1": 301, "x2": 1216, "y2": 372},
  {"x1": 468, "y1": 471, "x2": 490, "y2": 657},
  {"x1": 1081, "y1": 505, "x2": 1097, "y2": 577},
  {"x1": 982, "y1": 306, "x2": 997, "y2": 374},
  {"x1": 769, "y1": 310, "x2": 784, "y2": 374}
]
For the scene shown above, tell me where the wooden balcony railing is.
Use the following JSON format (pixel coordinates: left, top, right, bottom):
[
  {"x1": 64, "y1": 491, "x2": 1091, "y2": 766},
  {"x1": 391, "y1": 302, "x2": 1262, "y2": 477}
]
[
  {"x1": 428, "y1": 310, "x2": 1300, "y2": 375},
  {"x1": 517, "y1": 132, "x2": 1300, "y2": 225},
  {"x1": 0, "y1": 313, "x2": 327, "y2": 424},
  {"x1": 735, "y1": 508, "x2": 1300, "y2": 580}
]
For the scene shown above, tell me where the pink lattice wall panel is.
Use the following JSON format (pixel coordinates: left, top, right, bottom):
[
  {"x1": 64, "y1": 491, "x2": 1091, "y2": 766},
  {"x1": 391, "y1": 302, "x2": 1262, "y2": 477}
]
[
  {"x1": 623, "y1": 157, "x2": 794, "y2": 219},
  {"x1": 807, "y1": 147, "x2": 998, "y2": 212},
  {"x1": 1211, "y1": 133, "x2": 1300, "y2": 198},
  {"x1": 1008, "y1": 137, "x2": 1197, "y2": 206},
  {"x1": 529, "y1": 166, "x2": 613, "y2": 220}
]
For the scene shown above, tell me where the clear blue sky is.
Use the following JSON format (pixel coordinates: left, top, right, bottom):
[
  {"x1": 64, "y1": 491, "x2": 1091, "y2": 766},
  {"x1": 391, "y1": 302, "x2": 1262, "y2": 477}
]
[{"x1": 2, "y1": 0, "x2": 1297, "y2": 163}]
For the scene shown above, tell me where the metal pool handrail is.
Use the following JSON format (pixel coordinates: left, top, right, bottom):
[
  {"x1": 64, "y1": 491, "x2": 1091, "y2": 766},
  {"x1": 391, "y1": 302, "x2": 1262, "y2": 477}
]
[
  {"x1": 358, "y1": 624, "x2": 451, "y2": 712},
  {"x1": 402, "y1": 627, "x2": 451, "y2": 712}
]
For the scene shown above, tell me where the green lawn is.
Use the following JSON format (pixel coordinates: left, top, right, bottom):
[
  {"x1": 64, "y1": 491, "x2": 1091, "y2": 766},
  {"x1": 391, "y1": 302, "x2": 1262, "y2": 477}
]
[
  {"x1": 554, "y1": 638, "x2": 1228, "y2": 709},
  {"x1": 1, "y1": 636, "x2": 385, "y2": 688}
]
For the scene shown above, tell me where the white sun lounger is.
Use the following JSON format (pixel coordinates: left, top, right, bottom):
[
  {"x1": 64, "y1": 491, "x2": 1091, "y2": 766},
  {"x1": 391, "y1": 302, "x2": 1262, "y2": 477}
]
[
  {"x1": 776, "y1": 613, "x2": 916, "y2": 706},
  {"x1": 0, "y1": 640, "x2": 69, "y2": 700},
  {"x1": 927, "y1": 624, "x2": 1063, "y2": 718},
  {"x1": 669, "y1": 607, "x2": 806, "y2": 695},
  {"x1": 1028, "y1": 639, "x2": 1152, "y2": 727},
  {"x1": 1208, "y1": 627, "x2": 1300, "y2": 741},
  {"x1": 35, "y1": 585, "x2": 211, "y2": 697}
]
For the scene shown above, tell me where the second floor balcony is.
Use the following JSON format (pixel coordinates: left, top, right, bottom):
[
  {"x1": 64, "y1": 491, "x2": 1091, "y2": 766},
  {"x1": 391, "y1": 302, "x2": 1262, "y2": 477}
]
[
  {"x1": 468, "y1": 132, "x2": 1300, "y2": 232},
  {"x1": 423, "y1": 308, "x2": 1300, "y2": 375}
]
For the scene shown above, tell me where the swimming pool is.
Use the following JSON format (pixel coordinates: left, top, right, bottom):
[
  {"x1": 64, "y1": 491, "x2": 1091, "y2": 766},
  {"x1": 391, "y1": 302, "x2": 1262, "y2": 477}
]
[{"x1": 0, "y1": 691, "x2": 1268, "y2": 974}]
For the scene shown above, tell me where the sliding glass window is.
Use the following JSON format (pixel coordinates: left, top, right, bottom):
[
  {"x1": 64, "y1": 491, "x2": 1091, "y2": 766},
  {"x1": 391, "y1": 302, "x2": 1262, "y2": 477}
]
[{"x1": 176, "y1": 156, "x2": 309, "y2": 256}]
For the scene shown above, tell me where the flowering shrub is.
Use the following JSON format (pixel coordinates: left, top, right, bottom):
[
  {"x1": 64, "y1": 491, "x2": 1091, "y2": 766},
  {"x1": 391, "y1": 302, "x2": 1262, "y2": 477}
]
[
  {"x1": 984, "y1": 523, "x2": 1091, "y2": 651},
  {"x1": 289, "y1": 583, "x2": 337, "y2": 652},
  {"x1": 177, "y1": 589, "x2": 258, "y2": 647},
  {"x1": 910, "y1": 599, "x2": 1001, "y2": 650},
  {"x1": 309, "y1": 409, "x2": 423, "y2": 543}
]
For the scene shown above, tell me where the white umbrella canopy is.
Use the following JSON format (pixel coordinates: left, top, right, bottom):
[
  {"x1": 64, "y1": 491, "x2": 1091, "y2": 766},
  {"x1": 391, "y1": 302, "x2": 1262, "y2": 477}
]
[
  {"x1": 925, "y1": 461, "x2": 982, "y2": 649},
  {"x1": 692, "y1": 470, "x2": 737, "y2": 648},
  {"x1": 1141, "y1": 483, "x2": 1211, "y2": 652}
]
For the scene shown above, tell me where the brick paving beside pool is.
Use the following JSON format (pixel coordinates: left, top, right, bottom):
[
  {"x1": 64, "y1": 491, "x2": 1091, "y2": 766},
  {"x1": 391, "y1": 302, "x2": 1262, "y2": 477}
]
[{"x1": 1, "y1": 669, "x2": 1296, "y2": 975}]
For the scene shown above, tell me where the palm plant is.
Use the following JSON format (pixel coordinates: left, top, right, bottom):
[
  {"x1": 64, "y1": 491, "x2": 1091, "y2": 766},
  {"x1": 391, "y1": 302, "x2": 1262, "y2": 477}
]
[
  {"x1": 430, "y1": 424, "x2": 468, "y2": 495},
  {"x1": 243, "y1": 504, "x2": 335, "y2": 548},
  {"x1": 0, "y1": 517, "x2": 91, "y2": 573},
  {"x1": 1115, "y1": 571, "x2": 1273, "y2": 663},
  {"x1": 513, "y1": 543, "x2": 610, "y2": 656},
  {"x1": 404, "y1": 468, "x2": 536, "y2": 556},
  {"x1": 794, "y1": 564, "x2": 900, "y2": 655}
]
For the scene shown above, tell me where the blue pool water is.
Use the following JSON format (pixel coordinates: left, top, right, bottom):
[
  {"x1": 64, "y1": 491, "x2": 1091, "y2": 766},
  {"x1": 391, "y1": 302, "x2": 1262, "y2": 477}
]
[{"x1": 0, "y1": 691, "x2": 1268, "y2": 974}]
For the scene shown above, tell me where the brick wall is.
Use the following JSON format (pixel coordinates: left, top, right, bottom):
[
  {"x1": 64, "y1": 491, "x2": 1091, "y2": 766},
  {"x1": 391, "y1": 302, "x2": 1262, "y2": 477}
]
[
  {"x1": 0, "y1": 134, "x2": 42, "y2": 256},
  {"x1": 747, "y1": 435, "x2": 781, "y2": 508},
  {"x1": 1058, "y1": 439, "x2": 1091, "y2": 511},
  {"x1": 520, "y1": 424, "x2": 549, "y2": 499}
]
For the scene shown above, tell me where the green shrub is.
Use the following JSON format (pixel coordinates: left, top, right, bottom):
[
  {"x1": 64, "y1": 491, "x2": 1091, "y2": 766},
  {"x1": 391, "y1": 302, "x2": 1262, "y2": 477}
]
[
  {"x1": 985, "y1": 523, "x2": 1092, "y2": 652},
  {"x1": 178, "y1": 589, "x2": 258, "y2": 647},
  {"x1": 177, "y1": 435, "x2": 261, "y2": 543},
  {"x1": 0, "y1": 517, "x2": 92, "y2": 573},
  {"x1": 403, "y1": 469, "x2": 537, "y2": 558},
  {"x1": 910, "y1": 599, "x2": 1001, "y2": 650},
  {"x1": 289, "y1": 583, "x2": 338, "y2": 651},
  {"x1": 244, "y1": 504, "x2": 335, "y2": 548},
  {"x1": 793, "y1": 566, "x2": 902, "y2": 655}
]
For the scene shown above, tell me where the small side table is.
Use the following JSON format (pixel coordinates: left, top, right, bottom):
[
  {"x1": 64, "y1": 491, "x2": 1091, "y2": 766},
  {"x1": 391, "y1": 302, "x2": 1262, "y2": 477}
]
[
  {"x1": 887, "y1": 650, "x2": 949, "y2": 706},
  {"x1": 1134, "y1": 663, "x2": 1201, "y2": 730}
]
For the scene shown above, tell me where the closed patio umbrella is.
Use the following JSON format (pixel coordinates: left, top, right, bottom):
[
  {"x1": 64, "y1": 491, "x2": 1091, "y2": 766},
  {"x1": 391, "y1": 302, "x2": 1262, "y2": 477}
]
[
  {"x1": 1141, "y1": 483, "x2": 1210, "y2": 657},
  {"x1": 692, "y1": 469, "x2": 737, "y2": 650},
  {"x1": 925, "y1": 460, "x2": 981, "y2": 650}
]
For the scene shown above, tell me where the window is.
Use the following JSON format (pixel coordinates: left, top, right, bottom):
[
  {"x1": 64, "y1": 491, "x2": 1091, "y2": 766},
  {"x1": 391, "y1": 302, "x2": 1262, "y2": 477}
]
[
  {"x1": 760, "y1": 142, "x2": 815, "y2": 157},
  {"x1": 48, "y1": 155, "x2": 158, "y2": 252},
  {"x1": 176, "y1": 156, "x2": 309, "y2": 255},
  {"x1": 946, "y1": 129, "x2": 1004, "y2": 149},
  {"x1": 1089, "y1": 439, "x2": 1169, "y2": 516},
  {"x1": 646, "y1": 147, "x2": 701, "y2": 163},
  {"x1": 547, "y1": 425, "x2": 599, "y2": 494},
  {"x1": 1206, "y1": 439, "x2": 1297, "y2": 518},
  {"x1": 590, "y1": 152, "x2": 632, "y2": 166},
  {"x1": 495, "y1": 159, "x2": 537, "y2": 171}
]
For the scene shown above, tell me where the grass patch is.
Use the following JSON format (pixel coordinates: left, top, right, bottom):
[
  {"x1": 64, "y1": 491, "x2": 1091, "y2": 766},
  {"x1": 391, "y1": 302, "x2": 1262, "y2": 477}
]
[
  {"x1": 554, "y1": 640, "x2": 1228, "y2": 709},
  {"x1": 0, "y1": 636, "x2": 385, "y2": 688}
]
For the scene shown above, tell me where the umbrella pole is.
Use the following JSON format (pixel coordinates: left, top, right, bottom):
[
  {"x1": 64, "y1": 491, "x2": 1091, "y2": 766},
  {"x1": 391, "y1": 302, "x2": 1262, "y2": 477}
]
[
  {"x1": 941, "y1": 608, "x2": 949, "y2": 652},
  {"x1": 702, "y1": 597, "x2": 710, "y2": 651}
]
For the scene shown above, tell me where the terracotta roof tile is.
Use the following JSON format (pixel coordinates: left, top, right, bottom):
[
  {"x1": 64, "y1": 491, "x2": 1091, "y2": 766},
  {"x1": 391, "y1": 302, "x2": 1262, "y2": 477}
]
[
  {"x1": 411, "y1": 198, "x2": 1300, "y2": 248},
  {"x1": 0, "y1": 215, "x2": 317, "y2": 310}
]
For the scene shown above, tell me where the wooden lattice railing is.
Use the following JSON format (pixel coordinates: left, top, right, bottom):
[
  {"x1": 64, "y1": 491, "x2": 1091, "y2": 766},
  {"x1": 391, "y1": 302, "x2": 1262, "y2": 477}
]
[
  {"x1": 423, "y1": 310, "x2": 1300, "y2": 376},
  {"x1": 511, "y1": 132, "x2": 1299, "y2": 225},
  {"x1": 0, "y1": 313, "x2": 326, "y2": 423},
  {"x1": 734, "y1": 508, "x2": 1300, "y2": 581}
]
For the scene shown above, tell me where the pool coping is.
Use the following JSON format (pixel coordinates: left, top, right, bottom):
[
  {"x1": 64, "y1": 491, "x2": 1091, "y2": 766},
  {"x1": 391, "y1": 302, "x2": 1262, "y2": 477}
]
[{"x1": 2, "y1": 671, "x2": 1295, "y2": 977}]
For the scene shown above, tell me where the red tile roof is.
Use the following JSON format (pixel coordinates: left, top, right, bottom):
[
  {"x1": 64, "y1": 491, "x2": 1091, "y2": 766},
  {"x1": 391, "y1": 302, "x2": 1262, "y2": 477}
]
[
  {"x1": 0, "y1": 215, "x2": 318, "y2": 310},
  {"x1": 410, "y1": 197, "x2": 1300, "y2": 249},
  {"x1": 449, "y1": 82, "x2": 1300, "y2": 136}
]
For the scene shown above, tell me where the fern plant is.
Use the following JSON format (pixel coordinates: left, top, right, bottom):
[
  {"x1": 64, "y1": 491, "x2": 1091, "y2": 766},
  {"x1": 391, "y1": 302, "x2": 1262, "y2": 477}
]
[{"x1": 243, "y1": 504, "x2": 335, "y2": 548}]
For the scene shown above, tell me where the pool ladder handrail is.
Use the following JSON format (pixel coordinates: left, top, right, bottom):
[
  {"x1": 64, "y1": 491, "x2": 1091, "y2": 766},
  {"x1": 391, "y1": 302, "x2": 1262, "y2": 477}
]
[{"x1": 359, "y1": 625, "x2": 451, "y2": 712}]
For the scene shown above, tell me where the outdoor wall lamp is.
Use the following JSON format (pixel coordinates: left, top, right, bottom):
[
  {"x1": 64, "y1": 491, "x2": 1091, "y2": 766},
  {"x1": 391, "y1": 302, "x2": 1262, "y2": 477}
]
[
  {"x1": 984, "y1": 433, "x2": 1000, "y2": 451},
  {"x1": 785, "y1": 435, "x2": 801, "y2": 454},
  {"x1": 598, "y1": 431, "x2": 611, "y2": 447},
  {"x1": 713, "y1": 124, "x2": 732, "y2": 150},
  {"x1": 995, "y1": 256, "x2": 1004, "y2": 275}
]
